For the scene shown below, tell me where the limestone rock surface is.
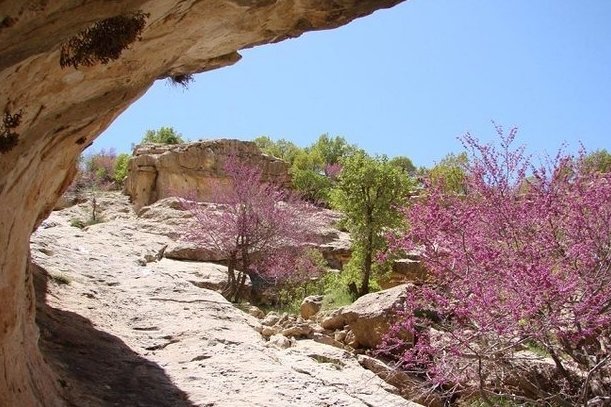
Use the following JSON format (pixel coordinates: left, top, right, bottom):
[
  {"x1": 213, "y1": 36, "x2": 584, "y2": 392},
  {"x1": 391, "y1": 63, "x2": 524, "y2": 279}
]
[
  {"x1": 125, "y1": 140, "x2": 290, "y2": 210},
  {"x1": 31, "y1": 198, "x2": 420, "y2": 406}
]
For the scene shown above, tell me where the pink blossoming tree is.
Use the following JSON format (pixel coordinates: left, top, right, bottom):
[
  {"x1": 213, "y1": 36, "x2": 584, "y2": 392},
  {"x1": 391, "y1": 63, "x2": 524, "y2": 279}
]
[
  {"x1": 381, "y1": 127, "x2": 611, "y2": 405},
  {"x1": 181, "y1": 156, "x2": 318, "y2": 302}
]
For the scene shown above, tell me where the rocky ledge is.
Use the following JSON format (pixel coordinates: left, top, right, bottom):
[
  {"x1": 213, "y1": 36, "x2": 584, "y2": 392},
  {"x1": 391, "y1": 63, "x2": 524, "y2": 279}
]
[{"x1": 124, "y1": 139, "x2": 291, "y2": 210}]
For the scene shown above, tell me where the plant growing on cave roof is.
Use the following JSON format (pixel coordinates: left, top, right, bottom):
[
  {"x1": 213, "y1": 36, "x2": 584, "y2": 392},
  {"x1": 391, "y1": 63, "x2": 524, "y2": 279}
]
[
  {"x1": 0, "y1": 109, "x2": 22, "y2": 153},
  {"x1": 60, "y1": 11, "x2": 149, "y2": 69},
  {"x1": 167, "y1": 73, "x2": 194, "y2": 89}
]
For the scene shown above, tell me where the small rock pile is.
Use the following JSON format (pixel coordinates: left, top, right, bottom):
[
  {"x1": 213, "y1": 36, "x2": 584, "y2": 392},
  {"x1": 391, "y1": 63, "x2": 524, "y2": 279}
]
[
  {"x1": 247, "y1": 286, "x2": 443, "y2": 407},
  {"x1": 249, "y1": 284, "x2": 412, "y2": 353}
]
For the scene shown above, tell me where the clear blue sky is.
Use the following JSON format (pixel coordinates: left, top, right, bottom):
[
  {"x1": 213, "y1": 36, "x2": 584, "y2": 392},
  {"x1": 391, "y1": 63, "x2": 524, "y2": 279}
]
[{"x1": 96, "y1": 0, "x2": 611, "y2": 167}]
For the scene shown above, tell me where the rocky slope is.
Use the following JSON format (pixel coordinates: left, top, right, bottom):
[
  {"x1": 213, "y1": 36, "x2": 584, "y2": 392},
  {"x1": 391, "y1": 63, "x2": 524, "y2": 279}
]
[
  {"x1": 31, "y1": 194, "x2": 420, "y2": 406},
  {"x1": 0, "y1": 1, "x2": 405, "y2": 404}
]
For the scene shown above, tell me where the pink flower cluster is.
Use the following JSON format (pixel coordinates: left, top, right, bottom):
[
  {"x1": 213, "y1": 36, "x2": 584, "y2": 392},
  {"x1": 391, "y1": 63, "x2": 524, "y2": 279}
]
[
  {"x1": 182, "y1": 156, "x2": 318, "y2": 287},
  {"x1": 381, "y1": 127, "x2": 611, "y2": 403}
]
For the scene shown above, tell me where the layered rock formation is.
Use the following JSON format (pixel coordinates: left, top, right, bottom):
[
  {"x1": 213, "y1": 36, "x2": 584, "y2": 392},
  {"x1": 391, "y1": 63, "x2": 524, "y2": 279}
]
[
  {"x1": 0, "y1": 1, "x2": 404, "y2": 404},
  {"x1": 125, "y1": 139, "x2": 290, "y2": 210}
]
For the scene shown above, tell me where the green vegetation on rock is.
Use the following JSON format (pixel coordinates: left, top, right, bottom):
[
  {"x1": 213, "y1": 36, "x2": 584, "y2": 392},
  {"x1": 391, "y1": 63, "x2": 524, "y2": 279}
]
[{"x1": 141, "y1": 126, "x2": 184, "y2": 144}]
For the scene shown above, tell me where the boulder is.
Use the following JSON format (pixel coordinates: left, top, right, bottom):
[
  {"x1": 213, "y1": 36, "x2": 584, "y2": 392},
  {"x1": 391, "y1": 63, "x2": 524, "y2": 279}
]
[
  {"x1": 266, "y1": 334, "x2": 293, "y2": 349},
  {"x1": 311, "y1": 332, "x2": 345, "y2": 349},
  {"x1": 321, "y1": 307, "x2": 348, "y2": 331},
  {"x1": 341, "y1": 284, "x2": 411, "y2": 349},
  {"x1": 334, "y1": 330, "x2": 348, "y2": 343},
  {"x1": 344, "y1": 330, "x2": 358, "y2": 348},
  {"x1": 261, "y1": 326, "x2": 278, "y2": 338},
  {"x1": 300, "y1": 295, "x2": 324, "y2": 320},
  {"x1": 281, "y1": 324, "x2": 314, "y2": 339},
  {"x1": 379, "y1": 253, "x2": 428, "y2": 289},
  {"x1": 248, "y1": 306, "x2": 265, "y2": 319},
  {"x1": 164, "y1": 241, "x2": 225, "y2": 262},
  {"x1": 261, "y1": 312, "x2": 281, "y2": 327}
]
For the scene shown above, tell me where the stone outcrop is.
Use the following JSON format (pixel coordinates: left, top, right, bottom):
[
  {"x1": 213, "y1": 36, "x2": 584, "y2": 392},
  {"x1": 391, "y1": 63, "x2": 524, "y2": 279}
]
[
  {"x1": 31, "y1": 199, "x2": 420, "y2": 406},
  {"x1": 300, "y1": 295, "x2": 324, "y2": 319},
  {"x1": 319, "y1": 231, "x2": 353, "y2": 269},
  {"x1": 0, "y1": 1, "x2": 405, "y2": 404},
  {"x1": 125, "y1": 140, "x2": 290, "y2": 210},
  {"x1": 321, "y1": 284, "x2": 411, "y2": 349},
  {"x1": 380, "y1": 251, "x2": 429, "y2": 289}
]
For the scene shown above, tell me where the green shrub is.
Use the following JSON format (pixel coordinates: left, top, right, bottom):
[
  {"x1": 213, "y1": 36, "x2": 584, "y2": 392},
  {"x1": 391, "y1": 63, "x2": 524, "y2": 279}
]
[
  {"x1": 291, "y1": 169, "x2": 332, "y2": 204},
  {"x1": 426, "y1": 152, "x2": 469, "y2": 194},
  {"x1": 70, "y1": 218, "x2": 86, "y2": 229},
  {"x1": 70, "y1": 215, "x2": 104, "y2": 229},
  {"x1": 141, "y1": 126, "x2": 184, "y2": 144},
  {"x1": 321, "y1": 283, "x2": 354, "y2": 310},
  {"x1": 113, "y1": 152, "x2": 130, "y2": 185}
]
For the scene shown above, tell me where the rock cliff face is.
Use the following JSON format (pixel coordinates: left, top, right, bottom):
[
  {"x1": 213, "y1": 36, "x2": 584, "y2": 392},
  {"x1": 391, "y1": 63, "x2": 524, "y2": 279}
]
[
  {"x1": 125, "y1": 139, "x2": 290, "y2": 210},
  {"x1": 0, "y1": 1, "x2": 404, "y2": 405}
]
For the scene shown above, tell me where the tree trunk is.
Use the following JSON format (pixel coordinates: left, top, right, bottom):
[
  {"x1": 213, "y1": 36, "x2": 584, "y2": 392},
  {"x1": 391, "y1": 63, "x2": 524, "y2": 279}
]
[
  {"x1": 233, "y1": 272, "x2": 248, "y2": 303},
  {"x1": 359, "y1": 250, "x2": 372, "y2": 297},
  {"x1": 91, "y1": 192, "x2": 98, "y2": 222},
  {"x1": 224, "y1": 252, "x2": 237, "y2": 298},
  {"x1": 359, "y1": 228, "x2": 374, "y2": 297},
  {"x1": 231, "y1": 245, "x2": 250, "y2": 303}
]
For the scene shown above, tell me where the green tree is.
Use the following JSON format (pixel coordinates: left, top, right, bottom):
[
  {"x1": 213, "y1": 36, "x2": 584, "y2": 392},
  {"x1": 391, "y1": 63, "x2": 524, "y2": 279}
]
[
  {"x1": 253, "y1": 135, "x2": 275, "y2": 154},
  {"x1": 331, "y1": 151, "x2": 413, "y2": 296},
  {"x1": 113, "y1": 152, "x2": 130, "y2": 185},
  {"x1": 290, "y1": 147, "x2": 323, "y2": 172},
  {"x1": 253, "y1": 136, "x2": 301, "y2": 165},
  {"x1": 583, "y1": 149, "x2": 611, "y2": 173},
  {"x1": 427, "y1": 152, "x2": 468, "y2": 194},
  {"x1": 389, "y1": 155, "x2": 416, "y2": 174},
  {"x1": 141, "y1": 126, "x2": 184, "y2": 144},
  {"x1": 310, "y1": 133, "x2": 358, "y2": 165},
  {"x1": 291, "y1": 169, "x2": 332, "y2": 204}
]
